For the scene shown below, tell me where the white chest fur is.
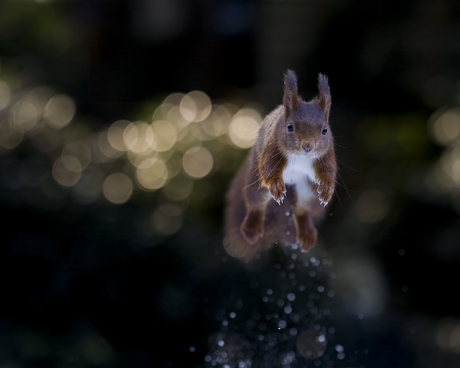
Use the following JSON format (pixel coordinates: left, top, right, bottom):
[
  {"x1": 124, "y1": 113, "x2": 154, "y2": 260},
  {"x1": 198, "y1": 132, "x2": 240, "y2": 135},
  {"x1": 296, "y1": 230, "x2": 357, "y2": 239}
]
[
  {"x1": 283, "y1": 155, "x2": 316, "y2": 184},
  {"x1": 283, "y1": 155, "x2": 317, "y2": 206}
]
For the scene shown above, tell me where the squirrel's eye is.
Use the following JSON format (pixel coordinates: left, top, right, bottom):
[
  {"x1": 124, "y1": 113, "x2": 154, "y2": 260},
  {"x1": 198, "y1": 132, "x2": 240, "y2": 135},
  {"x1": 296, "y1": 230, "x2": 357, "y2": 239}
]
[
  {"x1": 287, "y1": 123, "x2": 293, "y2": 132},
  {"x1": 322, "y1": 126, "x2": 328, "y2": 135}
]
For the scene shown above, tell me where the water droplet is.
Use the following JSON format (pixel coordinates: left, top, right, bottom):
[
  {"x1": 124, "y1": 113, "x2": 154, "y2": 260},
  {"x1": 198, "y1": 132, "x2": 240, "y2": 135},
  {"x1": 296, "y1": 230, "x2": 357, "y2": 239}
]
[
  {"x1": 285, "y1": 211, "x2": 290, "y2": 216},
  {"x1": 267, "y1": 289, "x2": 273, "y2": 295},
  {"x1": 229, "y1": 312, "x2": 236, "y2": 319},
  {"x1": 286, "y1": 231, "x2": 290, "y2": 235},
  {"x1": 335, "y1": 344, "x2": 344, "y2": 353},
  {"x1": 189, "y1": 346, "x2": 195, "y2": 352},
  {"x1": 278, "y1": 320, "x2": 287, "y2": 329},
  {"x1": 218, "y1": 340, "x2": 225, "y2": 347},
  {"x1": 284, "y1": 305, "x2": 292, "y2": 314},
  {"x1": 287, "y1": 293, "x2": 296, "y2": 302},
  {"x1": 318, "y1": 285, "x2": 324, "y2": 293}
]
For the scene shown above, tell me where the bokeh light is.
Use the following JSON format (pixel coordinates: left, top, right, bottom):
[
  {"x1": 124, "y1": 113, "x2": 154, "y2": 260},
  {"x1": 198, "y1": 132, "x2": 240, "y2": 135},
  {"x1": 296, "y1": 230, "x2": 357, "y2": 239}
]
[
  {"x1": 44, "y1": 94, "x2": 76, "y2": 129},
  {"x1": 211, "y1": 104, "x2": 237, "y2": 136},
  {"x1": 0, "y1": 120, "x2": 23, "y2": 149},
  {"x1": 53, "y1": 156, "x2": 82, "y2": 187},
  {"x1": 136, "y1": 159, "x2": 168, "y2": 190},
  {"x1": 123, "y1": 121, "x2": 154, "y2": 154},
  {"x1": 165, "y1": 104, "x2": 190, "y2": 131},
  {"x1": 107, "y1": 120, "x2": 131, "y2": 151},
  {"x1": 162, "y1": 92, "x2": 185, "y2": 106},
  {"x1": 436, "y1": 318, "x2": 460, "y2": 353},
  {"x1": 165, "y1": 152, "x2": 182, "y2": 178},
  {"x1": 98, "y1": 130, "x2": 124, "y2": 159},
  {"x1": 152, "y1": 102, "x2": 174, "y2": 121},
  {"x1": 354, "y1": 190, "x2": 389, "y2": 223},
  {"x1": 127, "y1": 148, "x2": 158, "y2": 168},
  {"x1": 102, "y1": 173, "x2": 133, "y2": 204},
  {"x1": 162, "y1": 173, "x2": 194, "y2": 201},
  {"x1": 152, "y1": 203, "x2": 184, "y2": 235},
  {"x1": 152, "y1": 120, "x2": 176, "y2": 151},
  {"x1": 228, "y1": 107, "x2": 262, "y2": 149},
  {"x1": 428, "y1": 108, "x2": 460, "y2": 146},
  {"x1": 296, "y1": 329, "x2": 327, "y2": 359},
  {"x1": 11, "y1": 100, "x2": 38, "y2": 133},
  {"x1": 62, "y1": 142, "x2": 91, "y2": 170},
  {"x1": 0, "y1": 81, "x2": 11, "y2": 111},
  {"x1": 180, "y1": 91, "x2": 212, "y2": 122},
  {"x1": 182, "y1": 146, "x2": 213, "y2": 179},
  {"x1": 72, "y1": 168, "x2": 103, "y2": 204}
]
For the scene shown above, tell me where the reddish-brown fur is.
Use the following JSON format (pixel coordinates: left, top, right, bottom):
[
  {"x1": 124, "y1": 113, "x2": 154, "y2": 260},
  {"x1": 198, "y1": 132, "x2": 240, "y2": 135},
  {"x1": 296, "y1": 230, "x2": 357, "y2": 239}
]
[{"x1": 224, "y1": 70, "x2": 337, "y2": 261}]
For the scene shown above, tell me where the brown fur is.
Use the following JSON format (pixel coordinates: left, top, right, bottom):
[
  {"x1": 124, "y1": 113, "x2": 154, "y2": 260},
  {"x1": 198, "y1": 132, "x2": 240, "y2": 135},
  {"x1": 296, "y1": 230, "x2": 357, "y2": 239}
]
[{"x1": 224, "y1": 70, "x2": 337, "y2": 261}]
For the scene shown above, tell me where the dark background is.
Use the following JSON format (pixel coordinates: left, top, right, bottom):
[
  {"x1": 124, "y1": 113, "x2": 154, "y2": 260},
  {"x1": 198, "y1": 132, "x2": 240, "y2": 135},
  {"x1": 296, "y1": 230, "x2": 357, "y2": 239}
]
[{"x1": 1, "y1": 0, "x2": 460, "y2": 367}]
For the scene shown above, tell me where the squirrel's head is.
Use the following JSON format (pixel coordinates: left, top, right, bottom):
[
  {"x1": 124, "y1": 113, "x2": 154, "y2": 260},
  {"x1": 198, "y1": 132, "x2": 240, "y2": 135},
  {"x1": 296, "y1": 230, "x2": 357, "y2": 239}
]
[{"x1": 279, "y1": 70, "x2": 332, "y2": 158}]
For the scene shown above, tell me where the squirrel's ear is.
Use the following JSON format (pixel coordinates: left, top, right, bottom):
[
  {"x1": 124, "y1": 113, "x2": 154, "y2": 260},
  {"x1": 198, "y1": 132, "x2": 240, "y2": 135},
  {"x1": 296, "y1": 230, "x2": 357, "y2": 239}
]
[
  {"x1": 318, "y1": 73, "x2": 331, "y2": 118},
  {"x1": 283, "y1": 70, "x2": 299, "y2": 120}
]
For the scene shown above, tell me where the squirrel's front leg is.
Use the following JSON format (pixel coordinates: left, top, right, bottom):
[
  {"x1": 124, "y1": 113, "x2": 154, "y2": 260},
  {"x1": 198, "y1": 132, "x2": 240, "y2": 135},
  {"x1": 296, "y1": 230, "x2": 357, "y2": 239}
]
[
  {"x1": 316, "y1": 174, "x2": 334, "y2": 207},
  {"x1": 314, "y1": 153, "x2": 336, "y2": 207},
  {"x1": 240, "y1": 143, "x2": 287, "y2": 244},
  {"x1": 259, "y1": 142, "x2": 287, "y2": 205},
  {"x1": 268, "y1": 177, "x2": 286, "y2": 205}
]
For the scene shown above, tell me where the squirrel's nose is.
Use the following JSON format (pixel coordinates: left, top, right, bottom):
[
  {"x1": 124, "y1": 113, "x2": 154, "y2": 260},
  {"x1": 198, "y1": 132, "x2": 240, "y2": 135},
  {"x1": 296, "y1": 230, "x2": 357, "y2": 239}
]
[{"x1": 302, "y1": 144, "x2": 312, "y2": 153}]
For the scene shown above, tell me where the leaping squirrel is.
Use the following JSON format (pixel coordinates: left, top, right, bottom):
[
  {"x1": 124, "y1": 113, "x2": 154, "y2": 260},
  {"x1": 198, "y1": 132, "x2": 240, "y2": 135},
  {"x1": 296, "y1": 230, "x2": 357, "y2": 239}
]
[{"x1": 224, "y1": 70, "x2": 337, "y2": 261}]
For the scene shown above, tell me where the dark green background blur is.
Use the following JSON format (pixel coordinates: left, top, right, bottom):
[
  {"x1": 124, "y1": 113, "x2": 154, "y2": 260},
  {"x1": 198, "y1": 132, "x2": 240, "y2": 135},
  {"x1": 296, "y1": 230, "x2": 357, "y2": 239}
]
[{"x1": 1, "y1": 0, "x2": 460, "y2": 367}]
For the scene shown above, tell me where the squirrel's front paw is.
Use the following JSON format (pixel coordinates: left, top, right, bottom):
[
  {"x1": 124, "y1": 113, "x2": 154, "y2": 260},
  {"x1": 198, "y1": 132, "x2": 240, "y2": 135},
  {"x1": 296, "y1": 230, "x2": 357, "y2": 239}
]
[
  {"x1": 316, "y1": 176, "x2": 334, "y2": 207},
  {"x1": 269, "y1": 179, "x2": 286, "y2": 205}
]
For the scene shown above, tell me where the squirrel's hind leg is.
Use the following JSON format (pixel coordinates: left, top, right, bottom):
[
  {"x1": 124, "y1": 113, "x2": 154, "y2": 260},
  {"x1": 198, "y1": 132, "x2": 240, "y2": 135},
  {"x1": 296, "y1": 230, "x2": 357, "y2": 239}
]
[
  {"x1": 241, "y1": 169, "x2": 272, "y2": 244},
  {"x1": 294, "y1": 212, "x2": 318, "y2": 252},
  {"x1": 240, "y1": 208, "x2": 265, "y2": 244}
]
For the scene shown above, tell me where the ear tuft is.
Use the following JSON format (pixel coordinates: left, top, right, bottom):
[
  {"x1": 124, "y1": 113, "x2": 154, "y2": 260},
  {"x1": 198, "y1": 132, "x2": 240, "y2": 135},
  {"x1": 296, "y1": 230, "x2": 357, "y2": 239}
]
[
  {"x1": 283, "y1": 70, "x2": 299, "y2": 120},
  {"x1": 318, "y1": 73, "x2": 331, "y2": 118}
]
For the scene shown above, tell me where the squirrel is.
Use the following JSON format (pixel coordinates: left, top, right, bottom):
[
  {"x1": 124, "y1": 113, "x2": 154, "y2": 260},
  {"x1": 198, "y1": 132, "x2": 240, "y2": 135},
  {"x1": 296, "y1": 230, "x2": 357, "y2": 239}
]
[{"x1": 224, "y1": 70, "x2": 337, "y2": 261}]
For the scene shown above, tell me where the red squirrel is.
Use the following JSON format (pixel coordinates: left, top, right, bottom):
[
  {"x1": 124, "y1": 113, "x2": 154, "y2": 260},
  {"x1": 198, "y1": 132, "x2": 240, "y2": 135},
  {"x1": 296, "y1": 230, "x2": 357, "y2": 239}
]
[{"x1": 224, "y1": 70, "x2": 336, "y2": 260}]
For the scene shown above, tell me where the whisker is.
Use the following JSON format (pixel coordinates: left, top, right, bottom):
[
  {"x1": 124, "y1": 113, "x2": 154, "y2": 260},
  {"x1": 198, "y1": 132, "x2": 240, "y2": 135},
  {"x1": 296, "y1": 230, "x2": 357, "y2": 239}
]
[
  {"x1": 337, "y1": 158, "x2": 359, "y2": 172},
  {"x1": 335, "y1": 171, "x2": 354, "y2": 202}
]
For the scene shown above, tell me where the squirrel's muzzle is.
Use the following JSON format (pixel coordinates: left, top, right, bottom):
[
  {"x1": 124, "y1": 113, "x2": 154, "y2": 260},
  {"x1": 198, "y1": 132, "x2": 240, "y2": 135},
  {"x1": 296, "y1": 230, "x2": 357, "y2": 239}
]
[{"x1": 302, "y1": 143, "x2": 313, "y2": 153}]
